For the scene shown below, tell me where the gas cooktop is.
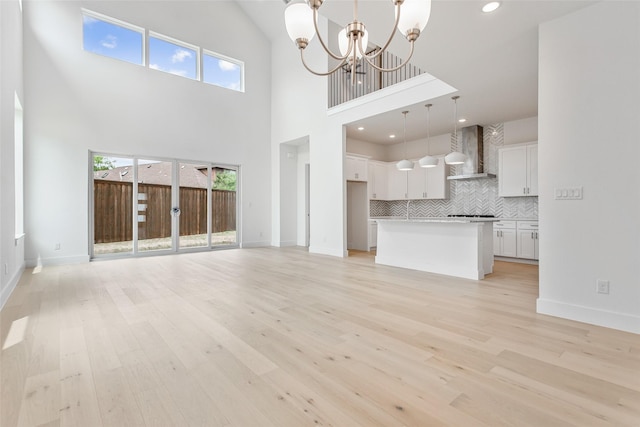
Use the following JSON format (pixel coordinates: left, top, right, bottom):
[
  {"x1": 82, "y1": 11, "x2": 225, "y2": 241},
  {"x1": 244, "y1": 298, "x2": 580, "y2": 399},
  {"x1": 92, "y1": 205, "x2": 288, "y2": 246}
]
[{"x1": 447, "y1": 214, "x2": 496, "y2": 218}]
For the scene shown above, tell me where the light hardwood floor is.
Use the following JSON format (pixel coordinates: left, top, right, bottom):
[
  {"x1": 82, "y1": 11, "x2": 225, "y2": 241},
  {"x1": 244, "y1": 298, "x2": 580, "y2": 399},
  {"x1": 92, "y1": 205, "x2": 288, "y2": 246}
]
[{"x1": 1, "y1": 247, "x2": 639, "y2": 426}]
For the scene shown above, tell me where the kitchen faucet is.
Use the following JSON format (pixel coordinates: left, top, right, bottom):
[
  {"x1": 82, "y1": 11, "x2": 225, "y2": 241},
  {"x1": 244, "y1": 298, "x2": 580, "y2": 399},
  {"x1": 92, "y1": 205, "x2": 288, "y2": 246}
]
[{"x1": 406, "y1": 199, "x2": 411, "y2": 220}]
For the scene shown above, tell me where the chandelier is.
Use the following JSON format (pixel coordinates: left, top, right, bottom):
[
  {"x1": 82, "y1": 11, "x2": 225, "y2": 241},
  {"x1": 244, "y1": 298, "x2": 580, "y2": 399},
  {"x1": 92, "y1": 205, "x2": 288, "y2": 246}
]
[{"x1": 284, "y1": 0, "x2": 431, "y2": 84}]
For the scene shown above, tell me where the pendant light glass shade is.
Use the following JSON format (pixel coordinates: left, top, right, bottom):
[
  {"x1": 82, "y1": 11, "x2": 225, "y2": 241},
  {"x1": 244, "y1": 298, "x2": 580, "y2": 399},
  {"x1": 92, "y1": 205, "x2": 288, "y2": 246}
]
[
  {"x1": 444, "y1": 151, "x2": 466, "y2": 165},
  {"x1": 396, "y1": 0, "x2": 432, "y2": 37},
  {"x1": 396, "y1": 159, "x2": 415, "y2": 171},
  {"x1": 396, "y1": 111, "x2": 414, "y2": 171},
  {"x1": 419, "y1": 156, "x2": 439, "y2": 167},
  {"x1": 419, "y1": 103, "x2": 438, "y2": 168},
  {"x1": 445, "y1": 95, "x2": 466, "y2": 166},
  {"x1": 284, "y1": 3, "x2": 316, "y2": 45}
]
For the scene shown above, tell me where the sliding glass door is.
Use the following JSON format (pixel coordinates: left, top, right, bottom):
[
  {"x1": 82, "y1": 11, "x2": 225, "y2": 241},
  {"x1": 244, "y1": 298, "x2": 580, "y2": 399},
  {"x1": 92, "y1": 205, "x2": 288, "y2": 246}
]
[
  {"x1": 91, "y1": 154, "x2": 239, "y2": 258},
  {"x1": 211, "y1": 166, "x2": 237, "y2": 247},
  {"x1": 92, "y1": 155, "x2": 135, "y2": 255},
  {"x1": 178, "y1": 162, "x2": 210, "y2": 249},
  {"x1": 137, "y1": 159, "x2": 173, "y2": 253}
]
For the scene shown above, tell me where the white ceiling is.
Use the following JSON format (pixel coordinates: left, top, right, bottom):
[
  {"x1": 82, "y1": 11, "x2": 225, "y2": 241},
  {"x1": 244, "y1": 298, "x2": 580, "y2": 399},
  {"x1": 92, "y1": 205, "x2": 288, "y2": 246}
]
[{"x1": 236, "y1": 0, "x2": 595, "y2": 144}]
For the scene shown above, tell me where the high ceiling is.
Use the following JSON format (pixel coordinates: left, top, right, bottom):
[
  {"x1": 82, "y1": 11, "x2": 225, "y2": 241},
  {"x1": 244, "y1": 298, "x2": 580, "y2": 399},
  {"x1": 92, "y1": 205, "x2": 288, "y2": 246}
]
[{"x1": 236, "y1": 0, "x2": 595, "y2": 144}]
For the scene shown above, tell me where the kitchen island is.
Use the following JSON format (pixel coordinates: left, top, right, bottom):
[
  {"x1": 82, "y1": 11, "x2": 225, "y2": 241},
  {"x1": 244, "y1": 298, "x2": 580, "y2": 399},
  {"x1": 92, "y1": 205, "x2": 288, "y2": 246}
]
[{"x1": 375, "y1": 218, "x2": 497, "y2": 280}]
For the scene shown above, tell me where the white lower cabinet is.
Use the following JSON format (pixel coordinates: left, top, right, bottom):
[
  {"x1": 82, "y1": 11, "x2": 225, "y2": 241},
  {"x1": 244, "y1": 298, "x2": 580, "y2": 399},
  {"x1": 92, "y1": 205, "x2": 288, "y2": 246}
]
[
  {"x1": 494, "y1": 221, "x2": 517, "y2": 257},
  {"x1": 517, "y1": 221, "x2": 539, "y2": 260},
  {"x1": 369, "y1": 220, "x2": 378, "y2": 250}
]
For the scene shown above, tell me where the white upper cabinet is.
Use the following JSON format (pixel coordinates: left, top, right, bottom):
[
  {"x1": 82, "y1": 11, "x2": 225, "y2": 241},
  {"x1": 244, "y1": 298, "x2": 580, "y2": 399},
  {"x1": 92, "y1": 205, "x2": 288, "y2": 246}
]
[
  {"x1": 345, "y1": 155, "x2": 368, "y2": 182},
  {"x1": 407, "y1": 166, "x2": 426, "y2": 199},
  {"x1": 425, "y1": 158, "x2": 449, "y2": 199},
  {"x1": 363, "y1": 157, "x2": 450, "y2": 200},
  {"x1": 499, "y1": 143, "x2": 538, "y2": 197},
  {"x1": 388, "y1": 164, "x2": 409, "y2": 200},
  {"x1": 368, "y1": 161, "x2": 388, "y2": 200},
  {"x1": 407, "y1": 156, "x2": 449, "y2": 200}
]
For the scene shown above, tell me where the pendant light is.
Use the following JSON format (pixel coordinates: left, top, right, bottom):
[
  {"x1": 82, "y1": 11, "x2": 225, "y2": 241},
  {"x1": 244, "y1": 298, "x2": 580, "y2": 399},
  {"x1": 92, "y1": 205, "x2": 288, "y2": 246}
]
[
  {"x1": 418, "y1": 103, "x2": 438, "y2": 168},
  {"x1": 396, "y1": 111, "x2": 414, "y2": 171},
  {"x1": 444, "y1": 95, "x2": 466, "y2": 165}
]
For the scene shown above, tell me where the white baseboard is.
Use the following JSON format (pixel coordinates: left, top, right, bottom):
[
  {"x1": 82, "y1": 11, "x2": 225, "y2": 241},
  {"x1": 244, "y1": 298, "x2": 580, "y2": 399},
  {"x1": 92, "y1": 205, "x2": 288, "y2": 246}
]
[
  {"x1": 309, "y1": 246, "x2": 346, "y2": 258},
  {"x1": 25, "y1": 255, "x2": 90, "y2": 268},
  {"x1": 1, "y1": 263, "x2": 25, "y2": 311},
  {"x1": 495, "y1": 256, "x2": 539, "y2": 265},
  {"x1": 537, "y1": 298, "x2": 640, "y2": 334}
]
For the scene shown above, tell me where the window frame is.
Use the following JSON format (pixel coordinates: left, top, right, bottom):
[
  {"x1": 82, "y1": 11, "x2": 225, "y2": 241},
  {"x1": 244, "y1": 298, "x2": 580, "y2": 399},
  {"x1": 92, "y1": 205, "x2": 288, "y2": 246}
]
[
  {"x1": 148, "y1": 31, "x2": 201, "y2": 81},
  {"x1": 81, "y1": 8, "x2": 146, "y2": 66},
  {"x1": 202, "y1": 49, "x2": 245, "y2": 93}
]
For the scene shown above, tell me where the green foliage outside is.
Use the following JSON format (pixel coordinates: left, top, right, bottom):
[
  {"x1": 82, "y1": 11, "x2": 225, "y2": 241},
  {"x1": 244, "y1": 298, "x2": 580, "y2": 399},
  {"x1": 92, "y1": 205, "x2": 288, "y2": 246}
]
[
  {"x1": 213, "y1": 170, "x2": 237, "y2": 191},
  {"x1": 93, "y1": 156, "x2": 115, "y2": 171}
]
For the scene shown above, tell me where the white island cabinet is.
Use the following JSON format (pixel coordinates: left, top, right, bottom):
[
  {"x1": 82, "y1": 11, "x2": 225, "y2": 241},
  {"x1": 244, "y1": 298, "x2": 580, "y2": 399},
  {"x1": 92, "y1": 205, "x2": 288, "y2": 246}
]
[{"x1": 375, "y1": 218, "x2": 497, "y2": 280}]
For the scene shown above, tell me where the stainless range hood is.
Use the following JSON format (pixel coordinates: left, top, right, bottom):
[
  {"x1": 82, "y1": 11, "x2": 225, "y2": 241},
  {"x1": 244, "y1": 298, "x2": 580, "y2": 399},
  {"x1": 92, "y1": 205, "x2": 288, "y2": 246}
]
[{"x1": 447, "y1": 125, "x2": 496, "y2": 180}]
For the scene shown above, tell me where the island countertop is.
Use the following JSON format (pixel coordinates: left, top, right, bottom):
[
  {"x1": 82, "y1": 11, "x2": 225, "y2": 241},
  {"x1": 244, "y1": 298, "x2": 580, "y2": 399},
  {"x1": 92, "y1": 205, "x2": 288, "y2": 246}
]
[{"x1": 373, "y1": 217, "x2": 499, "y2": 223}]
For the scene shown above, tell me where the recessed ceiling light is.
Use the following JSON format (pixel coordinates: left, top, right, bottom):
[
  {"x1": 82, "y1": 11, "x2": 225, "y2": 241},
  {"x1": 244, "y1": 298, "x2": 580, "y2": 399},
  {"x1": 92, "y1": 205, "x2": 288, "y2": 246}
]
[
  {"x1": 482, "y1": 2, "x2": 501, "y2": 13},
  {"x1": 458, "y1": 118, "x2": 467, "y2": 123},
  {"x1": 389, "y1": 134, "x2": 396, "y2": 139},
  {"x1": 357, "y1": 126, "x2": 364, "y2": 131}
]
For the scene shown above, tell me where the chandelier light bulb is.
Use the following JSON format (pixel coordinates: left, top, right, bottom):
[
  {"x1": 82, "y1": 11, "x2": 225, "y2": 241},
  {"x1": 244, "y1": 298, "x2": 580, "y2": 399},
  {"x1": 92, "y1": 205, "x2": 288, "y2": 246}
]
[{"x1": 338, "y1": 27, "x2": 369, "y2": 59}]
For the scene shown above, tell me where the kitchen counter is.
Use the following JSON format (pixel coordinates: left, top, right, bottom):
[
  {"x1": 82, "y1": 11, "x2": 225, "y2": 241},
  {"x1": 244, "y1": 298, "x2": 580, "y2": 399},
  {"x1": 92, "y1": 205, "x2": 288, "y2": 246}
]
[
  {"x1": 375, "y1": 218, "x2": 495, "y2": 280},
  {"x1": 375, "y1": 217, "x2": 498, "y2": 223}
]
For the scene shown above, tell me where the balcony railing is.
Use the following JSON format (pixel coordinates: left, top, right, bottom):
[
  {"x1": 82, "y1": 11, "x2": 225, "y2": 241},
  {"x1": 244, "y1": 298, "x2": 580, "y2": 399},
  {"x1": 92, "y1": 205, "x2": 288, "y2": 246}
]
[{"x1": 328, "y1": 48, "x2": 425, "y2": 108}]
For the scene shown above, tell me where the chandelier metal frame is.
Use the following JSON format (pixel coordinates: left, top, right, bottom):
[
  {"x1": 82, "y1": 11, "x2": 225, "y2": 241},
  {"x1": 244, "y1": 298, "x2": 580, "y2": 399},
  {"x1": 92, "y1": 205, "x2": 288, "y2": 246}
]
[{"x1": 286, "y1": 0, "x2": 429, "y2": 84}]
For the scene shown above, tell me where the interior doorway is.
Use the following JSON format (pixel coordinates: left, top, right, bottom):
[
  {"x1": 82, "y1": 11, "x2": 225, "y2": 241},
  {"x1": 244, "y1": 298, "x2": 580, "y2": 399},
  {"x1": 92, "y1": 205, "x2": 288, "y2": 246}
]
[{"x1": 278, "y1": 138, "x2": 310, "y2": 248}]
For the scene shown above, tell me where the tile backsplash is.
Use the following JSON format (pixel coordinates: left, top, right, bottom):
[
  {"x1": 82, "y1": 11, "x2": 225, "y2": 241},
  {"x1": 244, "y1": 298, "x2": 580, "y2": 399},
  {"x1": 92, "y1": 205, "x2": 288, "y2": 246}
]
[{"x1": 370, "y1": 123, "x2": 538, "y2": 219}]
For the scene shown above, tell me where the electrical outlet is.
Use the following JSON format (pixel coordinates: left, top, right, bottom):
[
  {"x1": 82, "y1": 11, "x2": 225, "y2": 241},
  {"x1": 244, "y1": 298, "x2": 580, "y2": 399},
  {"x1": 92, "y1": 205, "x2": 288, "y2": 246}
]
[
  {"x1": 4, "y1": 263, "x2": 7, "y2": 275},
  {"x1": 55, "y1": 243, "x2": 61, "y2": 251},
  {"x1": 596, "y1": 280, "x2": 609, "y2": 294}
]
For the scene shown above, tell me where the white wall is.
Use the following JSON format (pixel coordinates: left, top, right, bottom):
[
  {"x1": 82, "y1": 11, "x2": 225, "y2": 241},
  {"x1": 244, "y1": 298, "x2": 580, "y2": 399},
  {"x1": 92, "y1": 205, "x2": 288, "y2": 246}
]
[
  {"x1": 270, "y1": 16, "x2": 348, "y2": 256},
  {"x1": 0, "y1": 0, "x2": 26, "y2": 308},
  {"x1": 384, "y1": 133, "x2": 451, "y2": 162},
  {"x1": 296, "y1": 142, "x2": 309, "y2": 247},
  {"x1": 346, "y1": 137, "x2": 387, "y2": 160},
  {"x1": 538, "y1": 1, "x2": 640, "y2": 333},
  {"x1": 279, "y1": 143, "x2": 298, "y2": 246},
  {"x1": 22, "y1": 0, "x2": 272, "y2": 265},
  {"x1": 504, "y1": 116, "x2": 537, "y2": 145}
]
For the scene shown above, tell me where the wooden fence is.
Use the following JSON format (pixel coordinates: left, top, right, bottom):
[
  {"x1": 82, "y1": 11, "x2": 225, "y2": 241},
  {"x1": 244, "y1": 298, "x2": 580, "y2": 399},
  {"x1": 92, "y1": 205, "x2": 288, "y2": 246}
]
[{"x1": 94, "y1": 180, "x2": 236, "y2": 243}]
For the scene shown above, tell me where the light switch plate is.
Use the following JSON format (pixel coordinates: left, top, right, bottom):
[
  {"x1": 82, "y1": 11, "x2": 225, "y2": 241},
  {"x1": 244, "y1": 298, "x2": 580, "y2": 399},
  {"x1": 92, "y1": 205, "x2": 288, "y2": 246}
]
[{"x1": 555, "y1": 186, "x2": 583, "y2": 200}]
